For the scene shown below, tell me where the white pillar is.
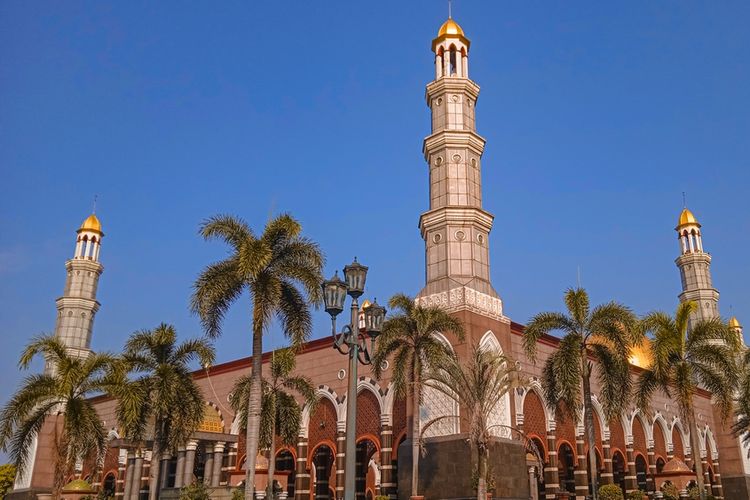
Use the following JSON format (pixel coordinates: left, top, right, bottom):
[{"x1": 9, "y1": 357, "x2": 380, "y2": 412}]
[
  {"x1": 462, "y1": 53, "x2": 468, "y2": 78},
  {"x1": 443, "y1": 49, "x2": 450, "y2": 77},
  {"x1": 435, "y1": 54, "x2": 442, "y2": 79},
  {"x1": 455, "y1": 50, "x2": 463, "y2": 77}
]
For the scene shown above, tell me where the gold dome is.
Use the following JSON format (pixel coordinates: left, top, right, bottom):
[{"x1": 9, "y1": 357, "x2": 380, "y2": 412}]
[
  {"x1": 676, "y1": 208, "x2": 700, "y2": 230},
  {"x1": 628, "y1": 340, "x2": 653, "y2": 369},
  {"x1": 62, "y1": 479, "x2": 94, "y2": 492},
  {"x1": 730, "y1": 316, "x2": 742, "y2": 329},
  {"x1": 79, "y1": 213, "x2": 102, "y2": 234},
  {"x1": 438, "y1": 18, "x2": 464, "y2": 37}
]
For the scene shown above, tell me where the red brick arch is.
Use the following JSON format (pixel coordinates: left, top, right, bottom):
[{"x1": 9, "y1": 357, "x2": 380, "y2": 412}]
[
  {"x1": 653, "y1": 420, "x2": 667, "y2": 458},
  {"x1": 308, "y1": 397, "x2": 338, "y2": 450},
  {"x1": 609, "y1": 418, "x2": 626, "y2": 455},
  {"x1": 356, "y1": 389, "x2": 381, "y2": 438},
  {"x1": 672, "y1": 426, "x2": 684, "y2": 460},
  {"x1": 523, "y1": 390, "x2": 547, "y2": 441},
  {"x1": 632, "y1": 415, "x2": 648, "y2": 456}
]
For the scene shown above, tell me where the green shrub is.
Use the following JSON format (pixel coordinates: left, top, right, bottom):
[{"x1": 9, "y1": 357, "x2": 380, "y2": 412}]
[
  {"x1": 374, "y1": 496, "x2": 390, "y2": 500},
  {"x1": 179, "y1": 482, "x2": 210, "y2": 500},
  {"x1": 661, "y1": 482, "x2": 680, "y2": 500},
  {"x1": 598, "y1": 484, "x2": 624, "y2": 500},
  {"x1": 626, "y1": 490, "x2": 645, "y2": 500},
  {"x1": 231, "y1": 487, "x2": 245, "y2": 500}
]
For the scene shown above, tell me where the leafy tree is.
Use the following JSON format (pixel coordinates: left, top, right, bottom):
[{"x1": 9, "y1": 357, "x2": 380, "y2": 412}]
[
  {"x1": 0, "y1": 336, "x2": 117, "y2": 498},
  {"x1": 425, "y1": 345, "x2": 522, "y2": 500},
  {"x1": 598, "y1": 483, "x2": 624, "y2": 500},
  {"x1": 191, "y1": 214, "x2": 323, "y2": 500},
  {"x1": 112, "y1": 324, "x2": 214, "y2": 500},
  {"x1": 371, "y1": 293, "x2": 465, "y2": 499},
  {"x1": 523, "y1": 288, "x2": 638, "y2": 500},
  {"x1": 635, "y1": 301, "x2": 739, "y2": 500},
  {"x1": 732, "y1": 347, "x2": 750, "y2": 455},
  {"x1": 0, "y1": 463, "x2": 17, "y2": 498},
  {"x1": 229, "y1": 348, "x2": 317, "y2": 498}
]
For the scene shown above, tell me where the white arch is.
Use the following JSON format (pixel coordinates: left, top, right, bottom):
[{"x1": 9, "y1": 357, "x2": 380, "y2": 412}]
[
  {"x1": 382, "y1": 382, "x2": 396, "y2": 418},
  {"x1": 702, "y1": 425, "x2": 719, "y2": 460},
  {"x1": 420, "y1": 331, "x2": 459, "y2": 437},
  {"x1": 670, "y1": 418, "x2": 691, "y2": 454},
  {"x1": 356, "y1": 377, "x2": 384, "y2": 412},
  {"x1": 576, "y1": 395, "x2": 610, "y2": 438},
  {"x1": 301, "y1": 385, "x2": 343, "y2": 438},
  {"x1": 479, "y1": 330, "x2": 512, "y2": 438},
  {"x1": 628, "y1": 409, "x2": 653, "y2": 443},
  {"x1": 652, "y1": 412, "x2": 672, "y2": 451},
  {"x1": 519, "y1": 381, "x2": 554, "y2": 432}
]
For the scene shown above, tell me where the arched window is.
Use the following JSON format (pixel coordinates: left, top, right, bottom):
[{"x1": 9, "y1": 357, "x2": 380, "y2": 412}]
[
  {"x1": 558, "y1": 443, "x2": 576, "y2": 494},
  {"x1": 103, "y1": 473, "x2": 116, "y2": 498},
  {"x1": 635, "y1": 454, "x2": 648, "y2": 491},
  {"x1": 80, "y1": 235, "x2": 89, "y2": 258},
  {"x1": 656, "y1": 457, "x2": 665, "y2": 474},
  {"x1": 449, "y1": 47, "x2": 457, "y2": 75},
  {"x1": 612, "y1": 451, "x2": 626, "y2": 493}
]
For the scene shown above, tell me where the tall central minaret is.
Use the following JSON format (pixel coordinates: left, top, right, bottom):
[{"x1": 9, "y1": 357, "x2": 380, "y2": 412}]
[
  {"x1": 674, "y1": 207, "x2": 719, "y2": 325},
  {"x1": 416, "y1": 18, "x2": 504, "y2": 320},
  {"x1": 47, "y1": 213, "x2": 105, "y2": 371}
]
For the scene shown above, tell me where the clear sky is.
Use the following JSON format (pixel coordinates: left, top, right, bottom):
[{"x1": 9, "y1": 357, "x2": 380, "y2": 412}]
[{"x1": 1, "y1": 0, "x2": 748, "y2": 446}]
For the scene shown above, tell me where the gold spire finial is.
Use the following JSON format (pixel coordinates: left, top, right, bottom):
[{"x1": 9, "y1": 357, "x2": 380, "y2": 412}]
[{"x1": 448, "y1": 0, "x2": 452, "y2": 18}]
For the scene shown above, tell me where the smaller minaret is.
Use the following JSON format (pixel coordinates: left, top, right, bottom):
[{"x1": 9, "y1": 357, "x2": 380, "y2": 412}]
[
  {"x1": 675, "y1": 207, "x2": 719, "y2": 324},
  {"x1": 49, "y1": 213, "x2": 104, "y2": 371},
  {"x1": 730, "y1": 316, "x2": 744, "y2": 345}
]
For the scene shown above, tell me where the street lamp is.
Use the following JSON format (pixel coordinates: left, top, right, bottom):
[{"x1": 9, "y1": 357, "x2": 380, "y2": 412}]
[{"x1": 322, "y1": 258, "x2": 386, "y2": 500}]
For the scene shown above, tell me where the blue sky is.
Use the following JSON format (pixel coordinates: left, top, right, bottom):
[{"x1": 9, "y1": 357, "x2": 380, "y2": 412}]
[{"x1": 1, "y1": 0, "x2": 748, "y2": 447}]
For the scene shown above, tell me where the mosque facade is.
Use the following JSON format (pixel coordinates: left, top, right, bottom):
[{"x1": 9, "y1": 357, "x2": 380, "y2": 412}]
[{"x1": 11, "y1": 17, "x2": 749, "y2": 500}]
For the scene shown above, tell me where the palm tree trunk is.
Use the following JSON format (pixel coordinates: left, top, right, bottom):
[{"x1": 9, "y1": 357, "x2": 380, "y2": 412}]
[
  {"x1": 52, "y1": 414, "x2": 67, "y2": 500},
  {"x1": 581, "y1": 359, "x2": 599, "y2": 500},
  {"x1": 267, "y1": 412, "x2": 277, "y2": 500},
  {"x1": 244, "y1": 322, "x2": 264, "y2": 500},
  {"x1": 477, "y1": 446, "x2": 487, "y2": 500},
  {"x1": 410, "y1": 368, "x2": 420, "y2": 498},
  {"x1": 148, "y1": 445, "x2": 161, "y2": 500},
  {"x1": 688, "y1": 410, "x2": 707, "y2": 500}
]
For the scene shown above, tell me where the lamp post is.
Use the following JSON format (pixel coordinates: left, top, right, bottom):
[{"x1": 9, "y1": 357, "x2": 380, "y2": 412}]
[{"x1": 322, "y1": 258, "x2": 386, "y2": 500}]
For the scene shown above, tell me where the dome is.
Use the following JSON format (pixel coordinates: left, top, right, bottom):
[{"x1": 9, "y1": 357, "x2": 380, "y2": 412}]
[
  {"x1": 628, "y1": 340, "x2": 653, "y2": 369},
  {"x1": 79, "y1": 213, "x2": 102, "y2": 234},
  {"x1": 662, "y1": 458, "x2": 691, "y2": 473},
  {"x1": 438, "y1": 18, "x2": 464, "y2": 37},
  {"x1": 62, "y1": 479, "x2": 94, "y2": 492},
  {"x1": 730, "y1": 316, "x2": 742, "y2": 329},
  {"x1": 676, "y1": 208, "x2": 700, "y2": 229}
]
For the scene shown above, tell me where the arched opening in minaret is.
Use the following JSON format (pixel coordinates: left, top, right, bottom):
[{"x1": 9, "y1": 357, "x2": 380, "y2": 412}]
[
  {"x1": 88, "y1": 236, "x2": 97, "y2": 258},
  {"x1": 449, "y1": 46, "x2": 457, "y2": 76},
  {"x1": 80, "y1": 235, "x2": 88, "y2": 258}
]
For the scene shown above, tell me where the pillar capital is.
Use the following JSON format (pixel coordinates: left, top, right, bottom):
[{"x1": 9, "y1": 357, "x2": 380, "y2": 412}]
[
  {"x1": 214, "y1": 441, "x2": 226, "y2": 453},
  {"x1": 186, "y1": 440, "x2": 199, "y2": 451},
  {"x1": 380, "y1": 413, "x2": 392, "y2": 427}
]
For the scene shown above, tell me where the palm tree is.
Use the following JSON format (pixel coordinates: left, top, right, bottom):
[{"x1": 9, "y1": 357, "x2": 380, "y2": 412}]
[
  {"x1": 229, "y1": 348, "x2": 317, "y2": 499},
  {"x1": 371, "y1": 293, "x2": 465, "y2": 499},
  {"x1": 523, "y1": 287, "x2": 638, "y2": 500},
  {"x1": 0, "y1": 336, "x2": 117, "y2": 498},
  {"x1": 112, "y1": 323, "x2": 214, "y2": 500},
  {"x1": 424, "y1": 345, "x2": 523, "y2": 500},
  {"x1": 732, "y1": 349, "x2": 750, "y2": 455},
  {"x1": 636, "y1": 302, "x2": 739, "y2": 500},
  {"x1": 191, "y1": 214, "x2": 324, "y2": 499}
]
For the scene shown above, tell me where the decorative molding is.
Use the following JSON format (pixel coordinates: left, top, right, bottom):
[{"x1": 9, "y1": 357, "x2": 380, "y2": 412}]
[{"x1": 416, "y1": 285, "x2": 507, "y2": 322}]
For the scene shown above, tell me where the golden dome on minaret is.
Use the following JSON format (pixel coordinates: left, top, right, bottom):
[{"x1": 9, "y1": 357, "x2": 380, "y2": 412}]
[
  {"x1": 438, "y1": 18, "x2": 465, "y2": 37},
  {"x1": 676, "y1": 208, "x2": 700, "y2": 230},
  {"x1": 730, "y1": 316, "x2": 742, "y2": 329},
  {"x1": 79, "y1": 213, "x2": 102, "y2": 234}
]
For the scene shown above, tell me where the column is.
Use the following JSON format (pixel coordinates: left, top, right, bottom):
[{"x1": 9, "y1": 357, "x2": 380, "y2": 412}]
[
  {"x1": 574, "y1": 432, "x2": 588, "y2": 500},
  {"x1": 601, "y1": 434, "x2": 613, "y2": 485},
  {"x1": 131, "y1": 452, "x2": 144, "y2": 500},
  {"x1": 701, "y1": 454, "x2": 710, "y2": 496},
  {"x1": 434, "y1": 54, "x2": 442, "y2": 80},
  {"x1": 183, "y1": 440, "x2": 198, "y2": 487},
  {"x1": 529, "y1": 466, "x2": 539, "y2": 500},
  {"x1": 647, "y1": 440, "x2": 656, "y2": 494},
  {"x1": 712, "y1": 455, "x2": 723, "y2": 499},
  {"x1": 123, "y1": 451, "x2": 135, "y2": 500},
  {"x1": 667, "y1": 443, "x2": 674, "y2": 462},
  {"x1": 173, "y1": 448, "x2": 186, "y2": 489},
  {"x1": 442, "y1": 50, "x2": 450, "y2": 77},
  {"x1": 203, "y1": 443, "x2": 215, "y2": 486},
  {"x1": 336, "y1": 422, "x2": 346, "y2": 499},
  {"x1": 115, "y1": 449, "x2": 127, "y2": 497},
  {"x1": 294, "y1": 436, "x2": 309, "y2": 500},
  {"x1": 159, "y1": 456, "x2": 171, "y2": 490},
  {"x1": 544, "y1": 422, "x2": 559, "y2": 500},
  {"x1": 455, "y1": 51, "x2": 463, "y2": 78},
  {"x1": 462, "y1": 53, "x2": 468, "y2": 78},
  {"x1": 624, "y1": 439, "x2": 637, "y2": 493},
  {"x1": 212, "y1": 442, "x2": 225, "y2": 487},
  {"x1": 379, "y1": 415, "x2": 394, "y2": 498},
  {"x1": 225, "y1": 443, "x2": 238, "y2": 483}
]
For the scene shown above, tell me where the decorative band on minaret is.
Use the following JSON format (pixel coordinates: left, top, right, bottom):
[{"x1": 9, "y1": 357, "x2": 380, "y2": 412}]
[
  {"x1": 49, "y1": 213, "x2": 104, "y2": 371},
  {"x1": 674, "y1": 207, "x2": 719, "y2": 325},
  {"x1": 416, "y1": 17, "x2": 505, "y2": 321}
]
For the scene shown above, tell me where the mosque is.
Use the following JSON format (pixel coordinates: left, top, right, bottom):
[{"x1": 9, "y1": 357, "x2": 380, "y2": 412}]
[{"x1": 10, "y1": 16, "x2": 750, "y2": 500}]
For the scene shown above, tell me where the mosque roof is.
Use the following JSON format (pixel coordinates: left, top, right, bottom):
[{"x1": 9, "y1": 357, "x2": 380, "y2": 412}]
[
  {"x1": 79, "y1": 213, "x2": 102, "y2": 234},
  {"x1": 676, "y1": 208, "x2": 700, "y2": 230}
]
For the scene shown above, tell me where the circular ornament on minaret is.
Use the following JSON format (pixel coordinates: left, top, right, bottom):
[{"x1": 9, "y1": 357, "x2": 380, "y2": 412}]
[
  {"x1": 452, "y1": 154, "x2": 461, "y2": 162},
  {"x1": 477, "y1": 234, "x2": 485, "y2": 245},
  {"x1": 451, "y1": 94, "x2": 460, "y2": 102},
  {"x1": 435, "y1": 156, "x2": 443, "y2": 166},
  {"x1": 436, "y1": 97, "x2": 443, "y2": 106},
  {"x1": 455, "y1": 230, "x2": 466, "y2": 241},
  {"x1": 433, "y1": 233, "x2": 442, "y2": 243},
  {"x1": 471, "y1": 158, "x2": 477, "y2": 168},
  {"x1": 337, "y1": 369, "x2": 346, "y2": 380}
]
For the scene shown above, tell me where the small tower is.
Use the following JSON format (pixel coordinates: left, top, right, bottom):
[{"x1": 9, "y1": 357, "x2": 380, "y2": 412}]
[
  {"x1": 730, "y1": 316, "x2": 744, "y2": 345},
  {"x1": 417, "y1": 17, "x2": 503, "y2": 320},
  {"x1": 674, "y1": 208, "x2": 719, "y2": 324},
  {"x1": 49, "y1": 213, "x2": 105, "y2": 371}
]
